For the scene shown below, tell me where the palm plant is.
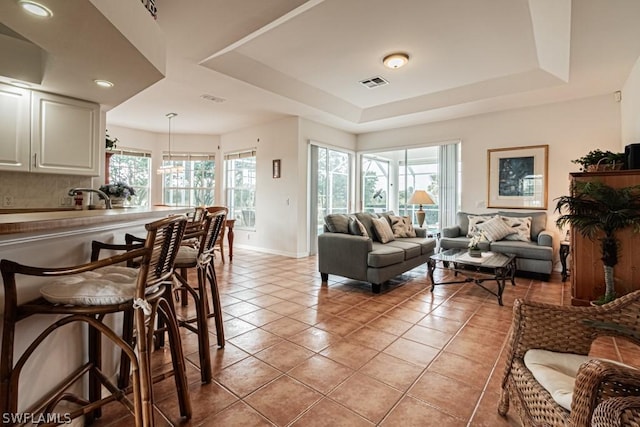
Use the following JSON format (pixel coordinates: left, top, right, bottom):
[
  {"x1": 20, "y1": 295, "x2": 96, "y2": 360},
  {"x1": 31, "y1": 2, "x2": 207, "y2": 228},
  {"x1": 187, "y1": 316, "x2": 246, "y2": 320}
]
[{"x1": 555, "y1": 181, "x2": 640, "y2": 303}]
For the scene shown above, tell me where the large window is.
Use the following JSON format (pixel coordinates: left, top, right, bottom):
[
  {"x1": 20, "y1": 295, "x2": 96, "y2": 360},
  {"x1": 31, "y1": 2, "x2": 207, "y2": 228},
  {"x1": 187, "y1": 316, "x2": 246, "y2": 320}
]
[
  {"x1": 107, "y1": 149, "x2": 151, "y2": 207},
  {"x1": 225, "y1": 150, "x2": 256, "y2": 229},
  {"x1": 361, "y1": 155, "x2": 390, "y2": 213},
  {"x1": 162, "y1": 153, "x2": 215, "y2": 206}
]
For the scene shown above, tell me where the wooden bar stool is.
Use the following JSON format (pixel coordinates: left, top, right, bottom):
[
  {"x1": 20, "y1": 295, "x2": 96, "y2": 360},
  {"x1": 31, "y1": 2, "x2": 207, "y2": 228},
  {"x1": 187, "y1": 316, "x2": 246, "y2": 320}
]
[
  {"x1": 0, "y1": 215, "x2": 191, "y2": 427},
  {"x1": 172, "y1": 209, "x2": 227, "y2": 383}
]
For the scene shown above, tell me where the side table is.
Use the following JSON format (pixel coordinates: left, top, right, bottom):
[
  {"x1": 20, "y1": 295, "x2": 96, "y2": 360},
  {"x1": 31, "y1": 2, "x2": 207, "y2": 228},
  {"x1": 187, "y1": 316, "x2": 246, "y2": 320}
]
[{"x1": 559, "y1": 240, "x2": 570, "y2": 282}]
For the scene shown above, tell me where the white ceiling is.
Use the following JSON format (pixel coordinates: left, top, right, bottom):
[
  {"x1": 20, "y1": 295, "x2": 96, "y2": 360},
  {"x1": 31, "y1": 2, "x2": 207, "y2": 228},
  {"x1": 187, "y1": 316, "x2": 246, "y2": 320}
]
[{"x1": 3, "y1": 0, "x2": 640, "y2": 136}]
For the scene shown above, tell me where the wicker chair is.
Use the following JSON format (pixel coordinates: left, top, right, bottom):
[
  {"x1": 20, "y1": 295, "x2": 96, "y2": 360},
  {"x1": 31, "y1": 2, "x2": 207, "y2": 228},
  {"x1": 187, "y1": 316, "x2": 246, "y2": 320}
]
[
  {"x1": 0, "y1": 215, "x2": 190, "y2": 427},
  {"x1": 498, "y1": 291, "x2": 640, "y2": 426},
  {"x1": 592, "y1": 396, "x2": 640, "y2": 426},
  {"x1": 206, "y1": 206, "x2": 229, "y2": 263}
]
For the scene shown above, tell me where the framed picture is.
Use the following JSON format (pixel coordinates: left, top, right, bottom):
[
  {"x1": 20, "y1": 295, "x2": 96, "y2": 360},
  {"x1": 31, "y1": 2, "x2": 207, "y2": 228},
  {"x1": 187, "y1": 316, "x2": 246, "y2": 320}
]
[
  {"x1": 272, "y1": 159, "x2": 281, "y2": 179},
  {"x1": 487, "y1": 145, "x2": 548, "y2": 209}
]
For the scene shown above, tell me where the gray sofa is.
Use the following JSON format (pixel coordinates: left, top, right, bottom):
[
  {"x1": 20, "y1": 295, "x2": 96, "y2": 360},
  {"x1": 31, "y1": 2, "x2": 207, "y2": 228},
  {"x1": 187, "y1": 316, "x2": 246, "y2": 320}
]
[
  {"x1": 440, "y1": 211, "x2": 554, "y2": 279},
  {"x1": 318, "y1": 212, "x2": 437, "y2": 293}
]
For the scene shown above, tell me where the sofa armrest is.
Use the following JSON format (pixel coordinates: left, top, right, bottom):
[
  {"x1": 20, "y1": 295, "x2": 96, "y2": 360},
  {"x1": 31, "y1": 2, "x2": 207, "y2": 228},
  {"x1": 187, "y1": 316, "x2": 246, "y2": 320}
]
[
  {"x1": 441, "y1": 226, "x2": 461, "y2": 238},
  {"x1": 415, "y1": 228, "x2": 427, "y2": 238},
  {"x1": 537, "y1": 230, "x2": 553, "y2": 247},
  {"x1": 318, "y1": 233, "x2": 372, "y2": 280}
]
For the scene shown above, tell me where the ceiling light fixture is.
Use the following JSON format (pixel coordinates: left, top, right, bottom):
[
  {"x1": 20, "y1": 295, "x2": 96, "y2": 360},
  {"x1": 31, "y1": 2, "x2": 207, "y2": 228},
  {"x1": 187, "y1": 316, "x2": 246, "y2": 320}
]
[
  {"x1": 18, "y1": 1, "x2": 52, "y2": 18},
  {"x1": 94, "y1": 79, "x2": 114, "y2": 88},
  {"x1": 383, "y1": 52, "x2": 410, "y2": 69},
  {"x1": 157, "y1": 113, "x2": 184, "y2": 175}
]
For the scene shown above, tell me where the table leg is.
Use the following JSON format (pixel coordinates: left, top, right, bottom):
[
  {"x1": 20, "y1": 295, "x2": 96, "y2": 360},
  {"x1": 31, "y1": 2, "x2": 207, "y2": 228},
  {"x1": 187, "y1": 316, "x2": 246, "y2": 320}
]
[
  {"x1": 427, "y1": 259, "x2": 436, "y2": 292},
  {"x1": 227, "y1": 225, "x2": 234, "y2": 262},
  {"x1": 560, "y1": 244, "x2": 569, "y2": 282}
]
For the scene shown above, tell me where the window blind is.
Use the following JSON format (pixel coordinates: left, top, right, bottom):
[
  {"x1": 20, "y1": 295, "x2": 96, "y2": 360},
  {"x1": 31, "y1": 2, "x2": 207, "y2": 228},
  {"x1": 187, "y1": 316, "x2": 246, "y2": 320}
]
[
  {"x1": 162, "y1": 152, "x2": 215, "y2": 161},
  {"x1": 224, "y1": 149, "x2": 257, "y2": 160},
  {"x1": 109, "y1": 148, "x2": 151, "y2": 158}
]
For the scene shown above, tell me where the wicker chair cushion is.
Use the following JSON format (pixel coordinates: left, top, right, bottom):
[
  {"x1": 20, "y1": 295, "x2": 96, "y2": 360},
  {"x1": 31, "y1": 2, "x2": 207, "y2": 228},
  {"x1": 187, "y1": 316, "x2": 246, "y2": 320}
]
[
  {"x1": 40, "y1": 266, "x2": 141, "y2": 305},
  {"x1": 174, "y1": 246, "x2": 199, "y2": 267},
  {"x1": 525, "y1": 349, "x2": 636, "y2": 411}
]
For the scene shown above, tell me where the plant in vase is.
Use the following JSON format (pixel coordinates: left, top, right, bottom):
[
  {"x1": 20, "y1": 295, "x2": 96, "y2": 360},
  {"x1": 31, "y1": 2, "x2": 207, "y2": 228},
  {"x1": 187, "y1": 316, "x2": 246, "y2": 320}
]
[
  {"x1": 99, "y1": 182, "x2": 135, "y2": 206},
  {"x1": 555, "y1": 181, "x2": 640, "y2": 304},
  {"x1": 468, "y1": 232, "x2": 486, "y2": 257}
]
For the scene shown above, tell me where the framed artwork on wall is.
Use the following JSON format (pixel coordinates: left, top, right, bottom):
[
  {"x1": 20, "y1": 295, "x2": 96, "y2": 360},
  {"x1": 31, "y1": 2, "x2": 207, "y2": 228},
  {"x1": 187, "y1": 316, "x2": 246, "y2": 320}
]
[
  {"x1": 272, "y1": 159, "x2": 281, "y2": 179},
  {"x1": 487, "y1": 145, "x2": 548, "y2": 209}
]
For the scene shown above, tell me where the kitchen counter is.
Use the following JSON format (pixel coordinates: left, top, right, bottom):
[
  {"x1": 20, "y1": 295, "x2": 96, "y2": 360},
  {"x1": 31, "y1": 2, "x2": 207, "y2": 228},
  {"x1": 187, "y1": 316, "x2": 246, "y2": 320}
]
[{"x1": 0, "y1": 206, "x2": 192, "y2": 236}]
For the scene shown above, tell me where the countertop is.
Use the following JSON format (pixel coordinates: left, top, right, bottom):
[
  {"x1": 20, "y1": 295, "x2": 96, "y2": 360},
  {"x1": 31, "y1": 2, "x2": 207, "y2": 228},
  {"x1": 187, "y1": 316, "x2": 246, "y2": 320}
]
[{"x1": 0, "y1": 206, "x2": 192, "y2": 235}]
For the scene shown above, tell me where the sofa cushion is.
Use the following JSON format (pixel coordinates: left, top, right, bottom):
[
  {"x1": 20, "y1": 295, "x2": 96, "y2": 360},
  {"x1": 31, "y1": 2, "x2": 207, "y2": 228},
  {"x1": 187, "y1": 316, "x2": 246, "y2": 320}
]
[
  {"x1": 354, "y1": 212, "x2": 379, "y2": 241},
  {"x1": 500, "y1": 215, "x2": 532, "y2": 242},
  {"x1": 498, "y1": 211, "x2": 547, "y2": 240},
  {"x1": 348, "y1": 216, "x2": 369, "y2": 238},
  {"x1": 477, "y1": 216, "x2": 515, "y2": 242},
  {"x1": 490, "y1": 240, "x2": 553, "y2": 261},
  {"x1": 325, "y1": 214, "x2": 350, "y2": 233},
  {"x1": 368, "y1": 243, "x2": 405, "y2": 268},
  {"x1": 467, "y1": 214, "x2": 494, "y2": 237},
  {"x1": 384, "y1": 240, "x2": 422, "y2": 260},
  {"x1": 393, "y1": 237, "x2": 436, "y2": 255},
  {"x1": 372, "y1": 216, "x2": 395, "y2": 243},
  {"x1": 391, "y1": 215, "x2": 416, "y2": 238},
  {"x1": 440, "y1": 236, "x2": 490, "y2": 251}
]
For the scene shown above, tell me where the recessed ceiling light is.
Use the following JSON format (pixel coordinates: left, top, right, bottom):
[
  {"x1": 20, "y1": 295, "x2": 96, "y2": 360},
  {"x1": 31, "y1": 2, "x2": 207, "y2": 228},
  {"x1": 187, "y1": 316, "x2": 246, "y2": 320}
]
[
  {"x1": 383, "y1": 53, "x2": 410, "y2": 69},
  {"x1": 94, "y1": 79, "x2": 114, "y2": 88},
  {"x1": 18, "y1": 1, "x2": 53, "y2": 18}
]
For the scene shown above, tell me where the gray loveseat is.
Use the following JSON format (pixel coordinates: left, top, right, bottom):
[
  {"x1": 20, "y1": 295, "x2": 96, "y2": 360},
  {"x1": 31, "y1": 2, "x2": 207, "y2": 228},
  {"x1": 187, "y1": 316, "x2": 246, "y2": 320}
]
[
  {"x1": 440, "y1": 211, "x2": 554, "y2": 279},
  {"x1": 318, "y1": 212, "x2": 437, "y2": 293}
]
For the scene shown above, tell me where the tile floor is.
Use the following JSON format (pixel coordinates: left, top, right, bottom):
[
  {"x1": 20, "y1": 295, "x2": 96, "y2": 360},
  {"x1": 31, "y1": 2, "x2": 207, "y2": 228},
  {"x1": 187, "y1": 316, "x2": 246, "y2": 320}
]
[{"x1": 97, "y1": 249, "x2": 640, "y2": 426}]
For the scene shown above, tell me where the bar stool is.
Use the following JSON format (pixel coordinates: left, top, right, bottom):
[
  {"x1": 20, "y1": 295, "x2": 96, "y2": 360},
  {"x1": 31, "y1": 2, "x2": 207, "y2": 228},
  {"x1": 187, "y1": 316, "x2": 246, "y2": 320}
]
[
  {"x1": 206, "y1": 206, "x2": 229, "y2": 262},
  {"x1": 0, "y1": 215, "x2": 190, "y2": 427},
  {"x1": 172, "y1": 209, "x2": 227, "y2": 383}
]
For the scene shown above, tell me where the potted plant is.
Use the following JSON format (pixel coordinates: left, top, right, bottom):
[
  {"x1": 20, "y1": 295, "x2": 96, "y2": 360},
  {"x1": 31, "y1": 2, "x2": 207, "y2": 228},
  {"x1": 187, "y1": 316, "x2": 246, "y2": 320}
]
[
  {"x1": 106, "y1": 130, "x2": 118, "y2": 150},
  {"x1": 99, "y1": 182, "x2": 136, "y2": 206},
  {"x1": 555, "y1": 181, "x2": 640, "y2": 303},
  {"x1": 571, "y1": 149, "x2": 625, "y2": 172}
]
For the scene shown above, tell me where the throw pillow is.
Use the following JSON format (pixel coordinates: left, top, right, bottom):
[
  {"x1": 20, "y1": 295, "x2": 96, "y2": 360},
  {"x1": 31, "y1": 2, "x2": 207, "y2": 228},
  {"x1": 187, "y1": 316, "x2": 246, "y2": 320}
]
[
  {"x1": 390, "y1": 215, "x2": 416, "y2": 238},
  {"x1": 477, "y1": 216, "x2": 515, "y2": 242},
  {"x1": 324, "y1": 214, "x2": 350, "y2": 233},
  {"x1": 372, "y1": 216, "x2": 395, "y2": 243},
  {"x1": 348, "y1": 216, "x2": 369, "y2": 238},
  {"x1": 467, "y1": 214, "x2": 494, "y2": 237},
  {"x1": 501, "y1": 215, "x2": 532, "y2": 242}
]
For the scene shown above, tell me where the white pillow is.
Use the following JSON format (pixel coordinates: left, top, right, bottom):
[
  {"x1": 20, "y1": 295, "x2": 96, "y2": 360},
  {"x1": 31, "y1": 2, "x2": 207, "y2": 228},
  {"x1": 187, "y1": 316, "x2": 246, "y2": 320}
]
[
  {"x1": 40, "y1": 266, "x2": 144, "y2": 306},
  {"x1": 467, "y1": 214, "x2": 494, "y2": 237},
  {"x1": 372, "y1": 216, "x2": 395, "y2": 243},
  {"x1": 501, "y1": 216, "x2": 532, "y2": 242},
  {"x1": 390, "y1": 215, "x2": 416, "y2": 238},
  {"x1": 477, "y1": 216, "x2": 515, "y2": 242}
]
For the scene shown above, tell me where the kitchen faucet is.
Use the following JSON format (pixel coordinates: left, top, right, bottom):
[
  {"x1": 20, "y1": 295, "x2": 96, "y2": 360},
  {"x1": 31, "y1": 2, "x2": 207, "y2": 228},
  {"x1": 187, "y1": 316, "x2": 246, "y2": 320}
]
[{"x1": 68, "y1": 188, "x2": 113, "y2": 209}]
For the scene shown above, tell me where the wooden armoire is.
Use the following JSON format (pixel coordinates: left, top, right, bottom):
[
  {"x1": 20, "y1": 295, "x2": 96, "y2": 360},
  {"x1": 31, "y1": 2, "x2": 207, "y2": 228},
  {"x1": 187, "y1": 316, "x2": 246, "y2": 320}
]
[{"x1": 570, "y1": 170, "x2": 640, "y2": 305}]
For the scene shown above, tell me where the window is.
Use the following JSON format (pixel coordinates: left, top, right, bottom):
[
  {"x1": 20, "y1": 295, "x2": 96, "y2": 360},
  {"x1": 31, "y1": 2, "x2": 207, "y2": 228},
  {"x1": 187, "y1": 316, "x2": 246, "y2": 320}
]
[
  {"x1": 225, "y1": 150, "x2": 256, "y2": 229},
  {"x1": 107, "y1": 149, "x2": 151, "y2": 207},
  {"x1": 361, "y1": 155, "x2": 390, "y2": 213},
  {"x1": 162, "y1": 153, "x2": 215, "y2": 206}
]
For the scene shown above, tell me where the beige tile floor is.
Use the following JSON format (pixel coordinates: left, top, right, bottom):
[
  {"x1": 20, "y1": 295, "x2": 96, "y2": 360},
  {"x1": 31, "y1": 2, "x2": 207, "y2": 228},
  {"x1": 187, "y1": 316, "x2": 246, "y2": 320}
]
[{"x1": 98, "y1": 248, "x2": 640, "y2": 426}]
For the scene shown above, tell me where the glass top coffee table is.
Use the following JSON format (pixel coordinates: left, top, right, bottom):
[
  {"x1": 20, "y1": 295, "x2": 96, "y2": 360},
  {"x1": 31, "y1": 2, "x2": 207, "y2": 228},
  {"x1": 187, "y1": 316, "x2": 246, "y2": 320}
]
[{"x1": 427, "y1": 248, "x2": 516, "y2": 305}]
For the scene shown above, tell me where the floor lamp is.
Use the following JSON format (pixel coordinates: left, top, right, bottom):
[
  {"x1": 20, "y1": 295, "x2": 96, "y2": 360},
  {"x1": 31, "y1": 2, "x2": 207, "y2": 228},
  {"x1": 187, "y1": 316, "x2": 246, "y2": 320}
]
[{"x1": 408, "y1": 190, "x2": 435, "y2": 228}]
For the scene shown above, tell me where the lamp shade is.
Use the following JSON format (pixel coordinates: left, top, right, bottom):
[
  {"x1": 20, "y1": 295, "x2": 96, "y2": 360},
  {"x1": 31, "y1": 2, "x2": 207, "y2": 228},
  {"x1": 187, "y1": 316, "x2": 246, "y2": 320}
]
[{"x1": 408, "y1": 190, "x2": 434, "y2": 205}]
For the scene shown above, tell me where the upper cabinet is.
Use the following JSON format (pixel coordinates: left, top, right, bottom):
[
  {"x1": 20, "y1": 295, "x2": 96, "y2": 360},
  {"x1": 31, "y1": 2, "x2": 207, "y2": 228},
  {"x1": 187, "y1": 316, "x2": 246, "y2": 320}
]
[
  {"x1": 0, "y1": 83, "x2": 100, "y2": 176},
  {"x1": 0, "y1": 83, "x2": 30, "y2": 171},
  {"x1": 31, "y1": 91, "x2": 100, "y2": 176}
]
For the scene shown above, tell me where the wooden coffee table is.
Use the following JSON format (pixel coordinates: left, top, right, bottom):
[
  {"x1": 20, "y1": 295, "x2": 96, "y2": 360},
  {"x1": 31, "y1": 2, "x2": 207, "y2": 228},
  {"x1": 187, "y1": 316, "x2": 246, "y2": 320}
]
[{"x1": 427, "y1": 248, "x2": 516, "y2": 305}]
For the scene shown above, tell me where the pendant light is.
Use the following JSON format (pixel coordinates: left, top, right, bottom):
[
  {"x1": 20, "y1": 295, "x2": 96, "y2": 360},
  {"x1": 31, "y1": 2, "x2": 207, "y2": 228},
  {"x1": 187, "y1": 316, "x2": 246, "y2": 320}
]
[{"x1": 157, "y1": 112, "x2": 184, "y2": 174}]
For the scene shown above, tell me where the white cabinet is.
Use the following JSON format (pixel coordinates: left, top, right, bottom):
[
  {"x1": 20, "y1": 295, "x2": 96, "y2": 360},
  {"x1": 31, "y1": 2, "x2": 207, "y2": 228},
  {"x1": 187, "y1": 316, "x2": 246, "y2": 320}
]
[
  {"x1": 0, "y1": 83, "x2": 31, "y2": 171},
  {"x1": 0, "y1": 85, "x2": 100, "y2": 176},
  {"x1": 31, "y1": 91, "x2": 100, "y2": 176}
]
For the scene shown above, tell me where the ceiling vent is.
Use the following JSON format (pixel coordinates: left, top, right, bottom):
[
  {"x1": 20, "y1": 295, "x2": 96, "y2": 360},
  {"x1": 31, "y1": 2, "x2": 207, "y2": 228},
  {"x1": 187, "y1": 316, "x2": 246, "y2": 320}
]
[
  {"x1": 200, "y1": 94, "x2": 226, "y2": 103},
  {"x1": 359, "y1": 76, "x2": 388, "y2": 89}
]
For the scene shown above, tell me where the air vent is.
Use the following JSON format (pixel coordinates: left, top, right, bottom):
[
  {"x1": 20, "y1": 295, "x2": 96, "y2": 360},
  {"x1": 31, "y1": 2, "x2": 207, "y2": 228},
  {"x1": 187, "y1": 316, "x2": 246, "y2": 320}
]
[
  {"x1": 200, "y1": 94, "x2": 226, "y2": 103},
  {"x1": 359, "y1": 76, "x2": 388, "y2": 89}
]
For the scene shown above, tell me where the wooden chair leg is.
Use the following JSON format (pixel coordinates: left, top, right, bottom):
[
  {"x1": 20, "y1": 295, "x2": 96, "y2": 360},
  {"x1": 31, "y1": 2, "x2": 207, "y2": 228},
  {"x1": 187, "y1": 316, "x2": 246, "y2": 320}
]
[
  {"x1": 180, "y1": 268, "x2": 189, "y2": 307},
  {"x1": 207, "y1": 263, "x2": 225, "y2": 347},
  {"x1": 87, "y1": 321, "x2": 102, "y2": 422},
  {"x1": 196, "y1": 268, "x2": 212, "y2": 382},
  {"x1": 158, "y1": 297, "x2": 192, "y2": 418},
  {"x1": 118, "y1": 308, "x2": 135, "y2": 389},
  {"x1": 134, "y1": 306, "x2": 155, "y2": 427}
]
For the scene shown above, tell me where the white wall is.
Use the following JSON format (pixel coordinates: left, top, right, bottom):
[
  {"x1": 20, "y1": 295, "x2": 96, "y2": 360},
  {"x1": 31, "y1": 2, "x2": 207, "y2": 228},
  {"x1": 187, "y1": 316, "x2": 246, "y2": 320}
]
[
  {"x1": 622, "y1": 55, "x2": 640, "y2": 147},
  {"x1": 358, "y1": 94, "x2": 622, "y2": 264}
]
